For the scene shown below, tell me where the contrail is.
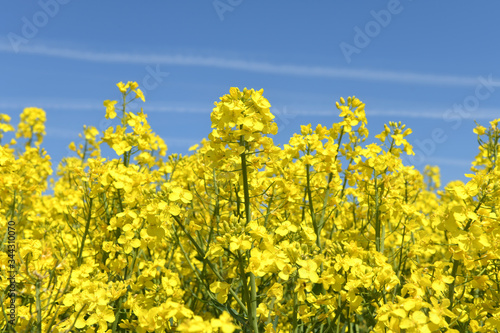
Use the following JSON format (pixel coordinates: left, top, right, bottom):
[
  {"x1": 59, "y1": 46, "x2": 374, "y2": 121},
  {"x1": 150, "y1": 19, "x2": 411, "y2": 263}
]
[
  {"x1": 2, "y1": 100, "x2": 499, "y2": 120},
  {"x1": 1, "y1": 41, "x2": 499, "y2": 87}
]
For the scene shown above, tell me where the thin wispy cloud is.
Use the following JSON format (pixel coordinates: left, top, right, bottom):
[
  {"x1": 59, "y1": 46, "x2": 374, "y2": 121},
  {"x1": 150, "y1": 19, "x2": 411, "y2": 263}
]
[
  {"x1": 0, "y1": 102, "x2": 99, "y2": 111},
  {"x1": 161, "y1": 137, "x2": 203, "y2": 146},
  {"x1": 399, "y1": 155, "x2": 473, "y2": 169},
  {"x1": 44, "y1": 126, "x2": 82, "y2": 139},
  {"x1": 283, "y1": 108, "x2": 499, "y2": 120},
  {"x1": 1, "y1": 41, "x2": 499, "y2": 87},
  {"x1": 44, "y1": 126, "x2": 201, "y2": 147},
  {"x1": 2, "y1": 100, "x2": 499, "y2": 120},
  {"x1": 288, "y1": 109, "x2": 468, "y2": 119},
  {"x1": 365, "y1": 109, "x2": 498, "y2": 120},
  {"x1": 0, "y1": 101, "x2": 210, "y2": 114},
  {"x1": 422, "y1": 157, "x2": 472, "y2": 168}
]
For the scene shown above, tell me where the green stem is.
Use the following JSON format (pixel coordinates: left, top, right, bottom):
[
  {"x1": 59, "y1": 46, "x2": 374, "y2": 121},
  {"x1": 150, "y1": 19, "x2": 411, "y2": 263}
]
[
  {"x1": 292, "y1": 287, "x2": 298, "y2": 333},
  {"x1": 447, "y1": 192, "x2": 488, "y2": 314},
  {"x1": 112, "y1": 296, "x2": 124, "y2": 333},
  {"x1": 305, "y1": 163, "x2": 321, "y2": 251},
  {"x1": 77, "y1": 197, "x2": 93, "y2": 265},
  {"x1": 374, "y1": 171, "x2": 382, "y2": 253},
  {"x1": 35, "y1": 279, "x2": 42, "y2": 333},
  {"x1": 171, "y1": 215, "x2": 247, "y2": 316},
  {"x1": 317, "y1": 172, "x2": 333, "y2": 237},
  {"x1": 239, "y1": 136, "x2": 259, "y2": 333}
]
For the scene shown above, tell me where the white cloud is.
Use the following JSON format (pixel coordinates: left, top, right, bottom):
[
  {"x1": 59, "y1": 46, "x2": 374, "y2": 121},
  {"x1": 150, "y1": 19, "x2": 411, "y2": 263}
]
[
  {"x1": 345, "y1": 109, "x2": 497, "y2": 120},
  {"x1": 424, "y1": 157, "x2": 472, "y2": 167},
  {"x1": 0, "y1": 101, "x2": 98, "y2": 111},
  {"x1": 43, "y1": 126, "x2": 201, "y2": 147},
  {"x1": 161, "y1": 137, "x2": 202, "y2": 146},
  {"x1": 2, "y1": 99, "x2": 499, "y2": 120},
  {"x1": 44, "y1": 126, "x2": 80, "y2": 139},
  {"x1": 1, "y1": 41, "x2": 499, "y2": 87},
  {"x1": 0, "y1": 101, "x2": 210, "y2": 114}
]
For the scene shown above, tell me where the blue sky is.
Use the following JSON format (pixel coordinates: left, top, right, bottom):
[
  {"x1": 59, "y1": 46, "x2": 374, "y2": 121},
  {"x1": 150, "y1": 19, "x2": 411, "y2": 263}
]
[{"x1": 1, "y1": 1, "x2": 500, "y2": 187}]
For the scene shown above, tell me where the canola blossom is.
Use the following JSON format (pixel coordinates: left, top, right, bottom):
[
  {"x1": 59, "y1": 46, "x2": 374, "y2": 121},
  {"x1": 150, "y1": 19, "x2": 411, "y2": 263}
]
[{"x1": 0, "y1": 82, "x2": 499, "y2": 332}]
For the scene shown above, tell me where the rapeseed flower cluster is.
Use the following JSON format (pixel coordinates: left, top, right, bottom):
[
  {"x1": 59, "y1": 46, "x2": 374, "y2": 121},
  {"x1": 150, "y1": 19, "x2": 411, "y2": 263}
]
[{"x1": 0, "y1": 81, "x2": 499, "y2": 332}]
